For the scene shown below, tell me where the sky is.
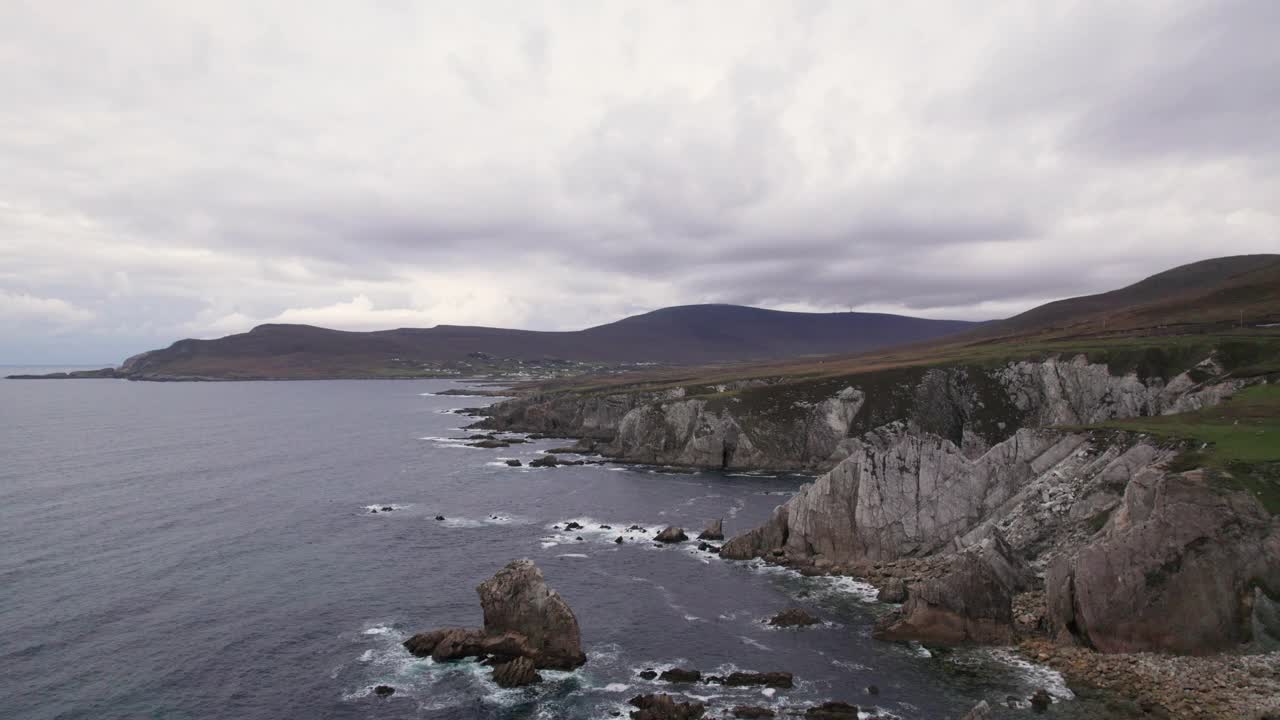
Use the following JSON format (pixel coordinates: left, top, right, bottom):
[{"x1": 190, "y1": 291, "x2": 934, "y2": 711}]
[{"x1": 2, "y1": 1, "x2": 1277, "y2": 363}]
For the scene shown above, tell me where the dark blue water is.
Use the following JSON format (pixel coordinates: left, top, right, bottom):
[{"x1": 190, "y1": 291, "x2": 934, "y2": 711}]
[{"x1": 1, "y1": 378, "x2": 1071, "y2": 719}]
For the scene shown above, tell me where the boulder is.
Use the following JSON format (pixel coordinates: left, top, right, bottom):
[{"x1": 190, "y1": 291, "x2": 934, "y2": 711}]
[
  {"x1": 1029, "y1": 689, "x2": 1052, "y2": 712},
  {"x1": 492, "y1": 657, "x2": 542, "y2": 688},
  {"x1": 468, "y1": 439, "x2": 510, "y2": 448},
  {"x1": 638, "y1": 669, "x2": 658, "y2": 680},
  {"x1": 768, "y1": 608, "x2": 821, "y2": 627},
  {"x1": 723, "y1": 671, "x2": 793, "y2": 688},
  {"x1": 732, "y1": 707, "x2": 775, "y2": 718},
  {"x1": 477, "y1": 559, "x2": 587, "y2": 669},
  {"x1": 628, "y1": 693, "x2": 706, "y2": 720},
  {"x1": 373, "y1": 685, "x2": 395, "y2": 697},
  {"x1": 873, "y1": 532, "x2": 1029, "y2": 645},
  {"x1": 564, "y1": 522, "x2": 584, "y2": 531},
  {"x1": 434, "y1": 515, "x2": 445, "y2": 521},
  {"x1": 655, "y1": 527, "x2": 688, "y2": 543},
  {"x1": 616, "y1": 536, "x2": 625, "y2": 544},
  {"x1": 876, "y1": 578, "x2": 907, "y2": 603},
  {"x1": 1046, "y1": 469, "x2": 1280, "y2": 654},
  {"x1": 658, "y1": 668, "x2": 701, "y2": 683},
  {"x1": 529, "y1": 454, "x2": 560, "y2": 467},
  {"x1": 697, "y1": 519, "x2": 724, "y2": 541},
  {"x1": 505, "y1": 459, "x2": 522, "y2": 467},
  {"x1": 959, "y1": 700, "x2": 993, "y2": 720}
]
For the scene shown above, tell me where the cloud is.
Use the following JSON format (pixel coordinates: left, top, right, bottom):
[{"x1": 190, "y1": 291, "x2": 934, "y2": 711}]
[
  {"x1": 1, "y1": 1, "x2": 1277, "y2": 363},
  {"x1": 0, "y1": 291, "x2": 94, "y2": 328}
]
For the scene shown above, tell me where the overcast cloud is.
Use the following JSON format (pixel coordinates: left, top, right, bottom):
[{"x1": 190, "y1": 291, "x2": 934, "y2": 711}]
[{"x1": 2, "y1": 1, "x2": 1277, "y2": 363}]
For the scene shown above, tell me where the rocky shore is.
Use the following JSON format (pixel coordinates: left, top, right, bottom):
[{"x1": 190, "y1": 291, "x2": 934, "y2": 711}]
[{"x1": 467, "y1": 349, "x2": 1279, "y2": 718}]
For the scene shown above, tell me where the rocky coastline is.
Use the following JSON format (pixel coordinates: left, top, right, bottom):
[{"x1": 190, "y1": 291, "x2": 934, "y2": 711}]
[{"x1": 468, "y1": 350, "x2": 1279, "y2": 718}]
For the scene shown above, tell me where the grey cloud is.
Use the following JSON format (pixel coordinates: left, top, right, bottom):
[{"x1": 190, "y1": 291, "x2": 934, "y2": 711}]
[{"x1": 1, "y1": 1, "x2": 1277, "y2": 363}]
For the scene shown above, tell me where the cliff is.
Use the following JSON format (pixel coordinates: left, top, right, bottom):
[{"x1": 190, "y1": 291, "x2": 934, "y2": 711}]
[
  {"x1": 481, "y1": 344, "x2": 1279, "y2": 656},
  {"x1": 481, "y1": 352, "x2": 1251, "y2": 472}
]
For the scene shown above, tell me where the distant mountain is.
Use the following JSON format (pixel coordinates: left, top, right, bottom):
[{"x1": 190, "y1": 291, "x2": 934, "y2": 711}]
[
  {"x1": 107, "y1": 306, "x2": 977, "y2": 380},
  {"x1": 974, "y1": 254, "x2": 1280, "y2": 341}
]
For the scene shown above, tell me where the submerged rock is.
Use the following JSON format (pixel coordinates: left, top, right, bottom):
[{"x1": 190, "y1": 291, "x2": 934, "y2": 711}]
[
  {"x1": 802, "y1": 701, "x2": 861, "y2": 718},
  {"x1": 768, "y1": 608, "x2": 820, "y2": 627},
  {"x1": 723, "y1": 671, "x2": 793, "y2": 688},
  {"x1": 696, "y1": 518, "x2": 724, "y2": 541},
  {"x1": 731, "y1": 707, "x2": 775, "y2": 719},
  {"x1": 959, "y1": 700, "x2": 993, "y2": 720},
  {"x1": 505, "y1": 459, "x2": 522, "y2": 467},
  {"x1": 1029, "y1": 688, "x2": 1052, "y2": 712},
  {"x1": 373, "y1": 684, "x2": 395, "y2": 697},
  {"x1": 628, "y1": 693, "x2": 706, "y2": 720},
  {"x1": 654, "y1": 527, "x2": 688, "y2": 543},
  {"x1": 658, "y1": 668, "x2": 701, "y2": 683},
  {"x1": 468, "y1": 439, "x2": 510, "y2": 449}
]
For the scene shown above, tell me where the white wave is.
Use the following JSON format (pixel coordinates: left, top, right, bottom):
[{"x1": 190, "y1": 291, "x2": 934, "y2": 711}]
[
  {"x1": 602, "y1": 683, "x2": 631, "y2": 693},
  {"x1": 440, "y1": 514, "x2": 526, "y2": 528},
  {"x1": 362, "y1": 625, "x2": 395, "y2": 636},
  {"x1": 358, "y1": 649, "x2": 374, "y2": 662},
  {"x1": 738, "y1": 636, "x2": 771, "y2": 651},
  {"x1": 558, "y1": 553, "x2": 590, "y2": 558},
  {"x1": 980, "y1": 647, "x2": 1075, "y2": 701},
  {"x1": 362, "y1": 503, "x2": 411, "y2": 512},
  {"x1": 683, "y1": 615, "x2": 702, "y2": 622}
]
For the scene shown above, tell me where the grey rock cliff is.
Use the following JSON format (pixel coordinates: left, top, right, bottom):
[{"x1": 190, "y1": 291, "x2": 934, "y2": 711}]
[
  {"x1": 1046, "y1": 469, "x2": 1280, "y2": 654},
  {"x1": 481, "y1": 355, "x2": 1247, "y2": 474}
]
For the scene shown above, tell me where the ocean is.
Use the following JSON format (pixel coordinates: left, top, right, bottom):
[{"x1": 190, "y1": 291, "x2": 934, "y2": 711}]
[{"x1": 0, "y1": 376, "x2": 1077, "y2": 719}]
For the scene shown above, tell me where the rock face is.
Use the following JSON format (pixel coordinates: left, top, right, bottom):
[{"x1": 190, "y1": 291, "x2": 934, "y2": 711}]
[
  {"x1": 874, "y1": 533, "x2": 1031, "y2": 645},
  {"x1": 492, "y1": 657, "x2": 542, "y2": 688},
  {"x1": 402, "y1": 560, "x2": 585, "y2": 687},
  {"x1": 723, "y1": 428, "x2": 1177, "y2": 573},
  {"x1": 479, "y1": 355, "x2": 1246, "y2": 473},
  {"x1": 1047, "y1": 469, "x2": 1280, "y2": 654},
  {"x1": 477, "y1": 559, "x2": 587, "y2": 669},
  {"x1": 696, "y1": 519, "x2": 724, "y2": 540}
]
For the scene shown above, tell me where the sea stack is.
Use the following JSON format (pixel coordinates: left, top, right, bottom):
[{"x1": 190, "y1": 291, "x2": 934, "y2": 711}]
[{"x1": 403, "y1": 559, "x2": 586, "y2": 686}]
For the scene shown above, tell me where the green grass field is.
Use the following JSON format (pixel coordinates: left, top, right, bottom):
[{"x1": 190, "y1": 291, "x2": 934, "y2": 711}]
[{"x1": 1095, "y1": 383, "x2": 1280, "y2": 513}]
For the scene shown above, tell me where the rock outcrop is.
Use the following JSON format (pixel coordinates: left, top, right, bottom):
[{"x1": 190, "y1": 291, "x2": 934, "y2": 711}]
[
  {"x1": 1047, "y1": 469, "x2": 1280, "y2": 654},
  {"x1": 479, "y1": 354, "x2": 1248, "y2": 473},
  {"x1": 655, "y1": 527, "x2": 688, "y2": 543},
  {"x1": 402, "y1": 559, "x2": 585, "y2": 686},
  {"x1": 874, "y1": 533, "x2": 1031, "y2": 645},
  {"x1": 476, "y1": 559, "x2": 587, "y2": 669},
  {"x1": 696, "y1": 519, "x2": 723, "y2": 540}
]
